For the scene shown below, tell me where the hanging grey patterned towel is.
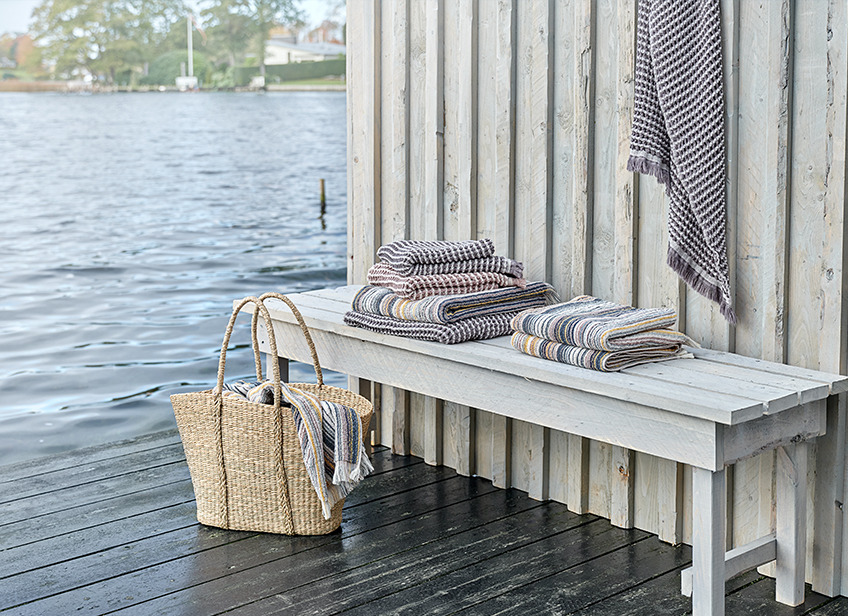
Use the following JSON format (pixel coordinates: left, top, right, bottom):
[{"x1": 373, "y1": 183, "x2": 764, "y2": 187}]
[{"x1": 627, "y1": 0, "x2": 736, "y2": 324}]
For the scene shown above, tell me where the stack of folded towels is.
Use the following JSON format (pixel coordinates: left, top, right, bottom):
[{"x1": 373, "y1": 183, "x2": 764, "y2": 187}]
[
  {"x1": 510, "y1": 295, "x2": 693, "y2": 371},
  {"x1": 344, "y1": 238, "x2": 556, "y2": 344}
]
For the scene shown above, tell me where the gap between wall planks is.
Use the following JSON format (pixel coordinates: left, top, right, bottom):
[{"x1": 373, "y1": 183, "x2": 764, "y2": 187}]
[{"x1": 345, "y1": 0, "x2": 848, "y2": 594}]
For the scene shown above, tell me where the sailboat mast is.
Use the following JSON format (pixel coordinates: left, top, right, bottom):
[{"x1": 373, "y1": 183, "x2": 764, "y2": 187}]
[{"x1": 187, "y1": 16, "x2": 194, "y2": 77}]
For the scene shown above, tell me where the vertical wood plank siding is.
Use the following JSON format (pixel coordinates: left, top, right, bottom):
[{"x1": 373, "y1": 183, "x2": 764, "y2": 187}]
[{"x1": 346, "y1": 0, "x2": 848, "y2": 594}]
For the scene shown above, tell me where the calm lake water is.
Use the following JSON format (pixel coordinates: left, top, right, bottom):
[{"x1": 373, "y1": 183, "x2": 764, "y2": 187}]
[{"x1": 0, "y1": 91, "x2": 348, "y2": 466}]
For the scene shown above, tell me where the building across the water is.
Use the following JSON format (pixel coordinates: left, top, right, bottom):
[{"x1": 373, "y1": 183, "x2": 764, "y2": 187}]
[{"x1": 265, "y1": 37, "x2": 345, "y2": 65}]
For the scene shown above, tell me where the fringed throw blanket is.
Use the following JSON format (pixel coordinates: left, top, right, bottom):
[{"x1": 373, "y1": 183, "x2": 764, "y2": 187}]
[
  {"x1": 377, "y1": 238, "x2": 496, "y2": 275},
  {"x1": 351, "y1": 281, "x2": 556, "y2": 325},
  {"x1": 510, "y1": 295, "x2": 689, "y2": 351},
  {"x1": 511, "y1": 332, "x2": 690, "y2": 372},
  {"x1": 223, "y1": 379, "x2": 373, "y2": 519},
  {"x1": 627, "y1": 0, "x2": 736, "y2": 323},
  {"x1": 367, "y1": 263, "x2": 526, "y2": 300},
  {"x1": 343, "y1": 310, "x2": 514, "y2": 344}
]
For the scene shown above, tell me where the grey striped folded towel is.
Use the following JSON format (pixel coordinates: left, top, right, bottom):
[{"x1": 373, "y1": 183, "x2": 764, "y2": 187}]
[
  {"x1": 510, "y1": 295, "x2": 689, "y2": 351},
  {"x1": 510, "y1": 332, "x2": 691, "y2": 372},
  {"x1": 343, "y1": 310, "x2": 514, "y2": 344},
  {"x1": 367, "y1": 263, "x2": 526, "y2": 301},
  {"x1": 397, "y1": 255, "x2": 525, "y2": 278},
  {"x1": 377, "y1": 238, "x2": 496, "y2": 275},
  {"x1": 351, "y1": 281, "x2": 556, "y2": 325}
]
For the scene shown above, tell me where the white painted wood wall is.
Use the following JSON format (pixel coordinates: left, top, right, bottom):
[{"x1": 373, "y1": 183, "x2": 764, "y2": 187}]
[{"x1": 346, "y1": 0, "x2": 848, "y2": 596}]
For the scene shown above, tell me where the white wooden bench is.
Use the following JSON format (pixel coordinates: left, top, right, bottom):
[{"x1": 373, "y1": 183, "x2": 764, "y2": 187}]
[{"x1": 241, "y1": 285, "x2": 848, "y2": 616}]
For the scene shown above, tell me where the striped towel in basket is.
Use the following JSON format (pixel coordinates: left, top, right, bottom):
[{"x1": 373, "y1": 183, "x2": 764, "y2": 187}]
[
  {"x1": 223, "y1": 379, "x2": 373, "y2": 519},
  {"x1": 350, "y1": 281, "x2": 556, "y2": 325},
  {"x1": 367, "y1": 263, "x2": 526, "y2": 301}
]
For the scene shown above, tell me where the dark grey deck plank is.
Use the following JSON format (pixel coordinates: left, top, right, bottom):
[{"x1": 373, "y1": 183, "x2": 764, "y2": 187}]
[
  {"x1": 0, "y1": 429, "x2": 181, "y2": 483},
  {"x1": 341, "y1": 526, "x2": 672, "y2": 616},
  {"x1": 1, "y1": 432, "x2": 841, "y2": 616},
  {"x1": 1, "y1": 457, "x2": 466, "y2": 614},
  {"x1": 0, "y1": 442, "x2": 188, "y2": 505},
  {"x1": 723, "y1": 576, "x2": 829, "y2": 615},
  {"x1": 112, "y1": 481, "x2": 527, "y2": 616},
  {"x1": 563, "y1": 563, "x2": 761, "y2": 616},
  {"x1": 808, "y1": 596, "x2": 848, "y2": 614},
  {"x1": 0, "y1": 456, "x2": 191, "y2": 526},
  {"x1": 223, "y1": 505, "x2": 610, "y2": 616},
  {"x1": 0, "y1": 446, "x2": 403, "y2": 552},
  {"x1": 0, "y1": 479, "x2": 194, "y2": 550}
]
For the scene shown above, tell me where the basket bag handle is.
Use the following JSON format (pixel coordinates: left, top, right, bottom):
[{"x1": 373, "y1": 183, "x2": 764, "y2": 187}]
[
  {"x1": 247, "y1": 292, "x2": 325, "y2": 389},
  {"x1": 212, "y1": 295, "x2": 297, "y2": 532}
]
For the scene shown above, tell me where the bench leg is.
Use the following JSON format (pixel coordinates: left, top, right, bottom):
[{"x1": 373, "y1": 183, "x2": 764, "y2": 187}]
[
  {"x1": 264, "y1": 353, "x2": 289, "y2": 383},
  {"x1": 775, "y1": 442, "x2": 808, "y2": 606},
  {"x1": 692, "y1": 466, "x2": 726, "y2": 616}
]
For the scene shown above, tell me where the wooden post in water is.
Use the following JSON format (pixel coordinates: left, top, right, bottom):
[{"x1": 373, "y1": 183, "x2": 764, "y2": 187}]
[{"x1": 319, "y1": 178, "x2": 327, "y2": 229}]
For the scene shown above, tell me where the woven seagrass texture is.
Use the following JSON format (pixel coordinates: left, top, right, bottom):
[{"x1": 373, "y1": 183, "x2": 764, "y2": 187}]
[{"x1": 171, "y1": 293, "x2": 372, "y2": 536}]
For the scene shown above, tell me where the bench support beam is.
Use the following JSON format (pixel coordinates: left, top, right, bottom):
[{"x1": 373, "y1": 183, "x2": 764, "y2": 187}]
[{"x1": 681, "y1": 532, "x2": 777, "y2": 597}]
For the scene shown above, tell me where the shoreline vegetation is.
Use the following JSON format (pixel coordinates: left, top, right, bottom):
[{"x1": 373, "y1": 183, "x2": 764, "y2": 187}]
[{"x1": 0, "y1": 78, "x2": 346, "y2": 93}]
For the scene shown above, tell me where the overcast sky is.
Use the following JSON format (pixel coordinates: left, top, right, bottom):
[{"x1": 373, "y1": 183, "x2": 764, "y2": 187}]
[{"x1": 0, "y1": 0, "x2": 340, "y2": 36}]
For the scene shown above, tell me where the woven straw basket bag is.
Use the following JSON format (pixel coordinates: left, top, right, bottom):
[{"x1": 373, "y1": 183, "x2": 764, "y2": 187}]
[{"x1": 171, "y1": 292, "x2": 373, "y2": 535}]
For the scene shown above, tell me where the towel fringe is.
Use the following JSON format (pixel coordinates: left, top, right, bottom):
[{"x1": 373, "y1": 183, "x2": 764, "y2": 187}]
[
  {"x1": 667, "y1": 247, "x2": 737, "y2": 325},
  {"x1": 627, "y1": 155, "x2": 672, "y2": 187}
]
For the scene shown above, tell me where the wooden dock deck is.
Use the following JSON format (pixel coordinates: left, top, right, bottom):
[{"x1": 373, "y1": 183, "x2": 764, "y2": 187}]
[{"x1": 1, "y1": 429, "x2": 846, "y2": 615}]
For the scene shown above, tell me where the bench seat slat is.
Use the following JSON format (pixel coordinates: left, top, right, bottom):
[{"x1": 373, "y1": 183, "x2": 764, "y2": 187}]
[
  {"x1": 652, "y1": 358, "x2": 830, "y2": 406},
  {"x1": 689, "y1": 347, "x2": 848, "y2": 395},
  {"x1": 625, "y1": 361, "x2": 799, "y2": 414}
]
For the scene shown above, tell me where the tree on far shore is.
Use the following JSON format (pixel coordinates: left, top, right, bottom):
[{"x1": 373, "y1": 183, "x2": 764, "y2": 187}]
[
  {"x1": 32, "y1": 0, "x2": 187, "y2": 83},
  {"x1": 245, "y1": 0, "x2": 304, "y2": 75},
  {"x1": 200, "y1": 0, "x2": 252, "y2": 69}
]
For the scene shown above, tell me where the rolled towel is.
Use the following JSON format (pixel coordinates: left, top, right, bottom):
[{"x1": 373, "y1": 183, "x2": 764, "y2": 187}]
[
  {"x1": 376, "y1": 238, "x2": 496, "y2": 275},
  {"x1": 343, "y1": 310, "x2": 514, "y2": 344},
  {"x1": 351, "y1": 281, "x2": 556, "y2": 325},
  {"x1": 367, "y1": 263, "x2": 526, "y2": 300}
]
